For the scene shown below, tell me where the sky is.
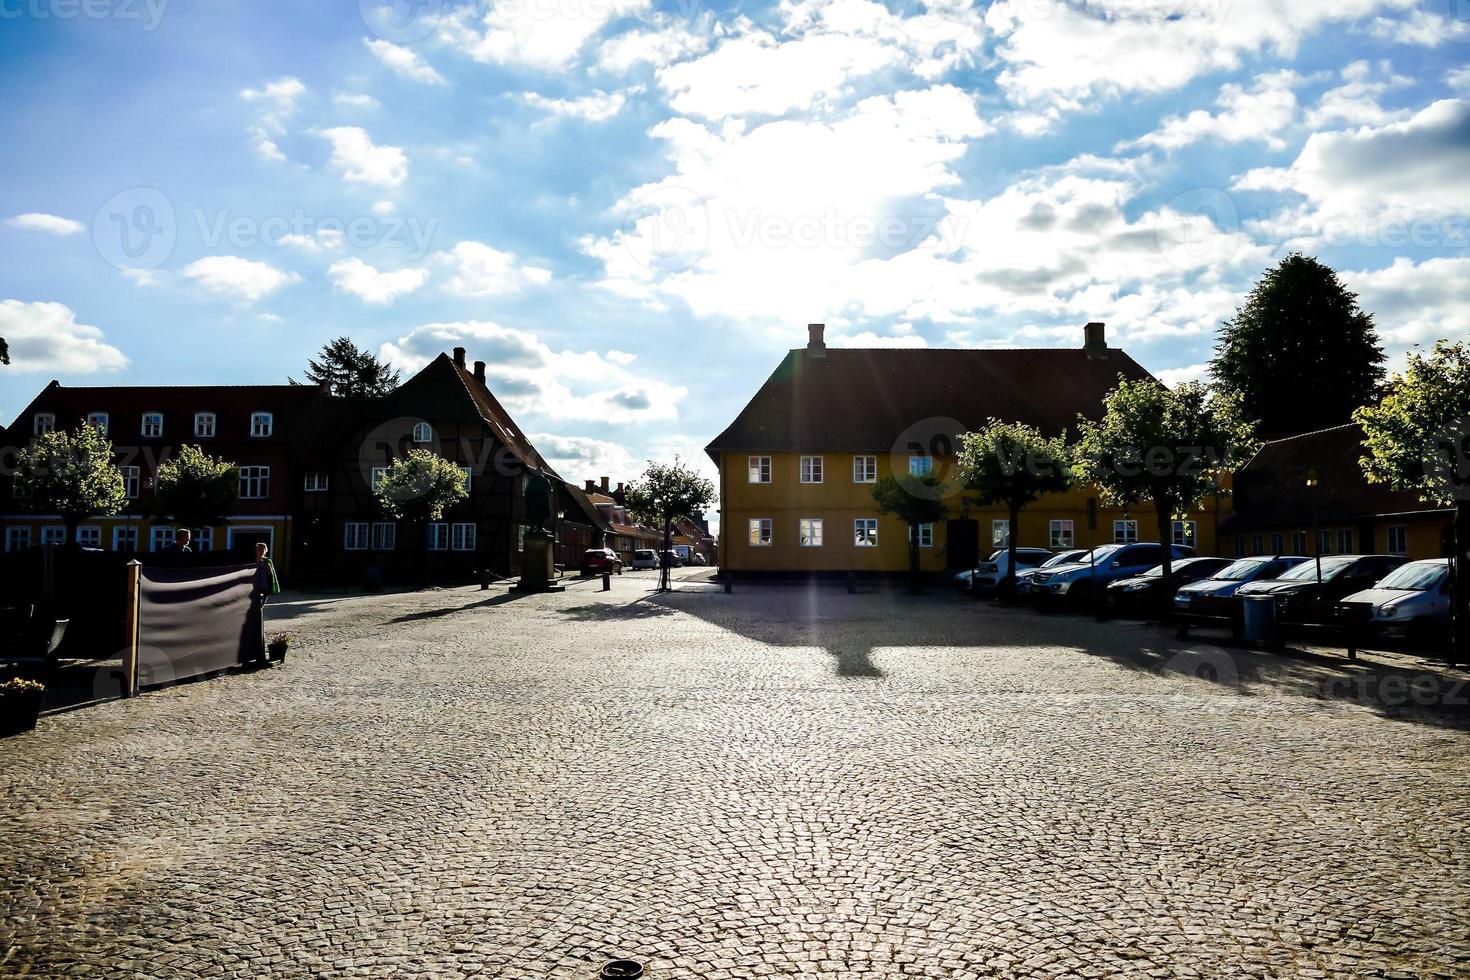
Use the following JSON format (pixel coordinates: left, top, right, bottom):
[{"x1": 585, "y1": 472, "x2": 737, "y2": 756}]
[{"x1": 1, "y1": 0, "x2": 1468, "y2": 496}]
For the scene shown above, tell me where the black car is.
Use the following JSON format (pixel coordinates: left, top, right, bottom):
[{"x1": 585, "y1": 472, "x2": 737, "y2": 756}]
[
  {"x1": 1233, "y1": 554, "x2": 1408, "y2": 623},
  {"x1": 1104, "y1": 556, "x2": 1233, "y2": 615}
]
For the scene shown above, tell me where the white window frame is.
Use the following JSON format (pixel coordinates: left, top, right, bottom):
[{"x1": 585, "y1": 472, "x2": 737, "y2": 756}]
[
  {"x1": 1292, "y1": 531, "x2": 1308, "y2": 555},
  {"x1": 303, "y1": 472, "x2": 329, "y2": 492},
  {"x1": 799, "y1": 518, "x2": 823, "y2": 547},
  {"x1": 6, "y1": 527, "x2": 31, "y2": 551},
  {"x1": 371, "y1": 467, "x2": 388, "y2": 492},
  {"x1": 250, "y1": 411, "x2": 274, "y2": 438},
  {"x1": 459, "y1": 465, "x2": 473, "y2": 493},
  {"x1": 1270, "y1": 532, "x2": 1285, "y2": 555},
  {"x1": 76, "y1": 525, "x2": 101, "y2": 549},
  {"x1": 150, "y1": 526, "x2": 176, "y2": 552},
  {"x1": 121, "y1": 465, "x2": 141, "y2": 499},
  {"x1": 194, "y1": 412, "x2": 216, "y2": 438},
  {"x1": 852, "y1": 455, "x2": 877, "y2": 484},
  {"x1": 1386, "y1": 525, "x2": 1408, "y2": 556},
  {"x1": 86, "y1": 412, "x2": 109, "y2": 437},
  {"x1": 344, "y1": 523, "x2": 370, "y2": 551},
  {"x1": 192, "y1": 527, "x2": 213, "y2": 552},
  {"x1": 39, "y1": 526, "x2": 65, "y2": 546},
  {"x1": 799, "y1": 456, "x2": 823, "y2": 484},
  {"x1": 1337, "y1": 528, "x2": 1354, "y2": 555},
  {"x1": 141, "y1": 412, "x2": 164, "y2": 438},
  {"x1": 1049, "y1": 520, "x2": 1074, "y2": 550},
  {"x1": 916, "y1": 523, "x2": 934, "y2": 548},
  {"x1": 1172, "y1": 520, "x2": 1197, "y2": 548},
  {"x1": 239, "y1": 465, "x2": 270, "y2": 500},
  {"x1": 33, "y1": 413, "x2": 55, "y2": 436},
  {"x1": 113, "y1": 526, "x2": 138, "y2": 552},
  {"x1": 749, "y1": 518, "x2": 773, "y2": 547},
  {"x1": 451, "y1": 522, "x2": 477, "y2": 551},
  {"x1": 427, "y1": 522, "x2": 449, "y2": 551},
  {"x1": 412, "y1": 422, "x2": 434, "y2": 444},
  {"x1": 854, "y1": 518, "x2": 879, "y2": 547},
  {"x1": 992, "y1": 519, "x2": 1009, "y2": 547},
  {"x1": 371, "y1": 522, "x2": 396, "y2": 551},
  {"x1": 1317, "y1": 529, "x2": 1332, "y2": 555},
  {"x1": 1113, "y1": 520, "x2": 1139, "y2": 545},
  {"x1": 908, "y1": 455, "x2": 933, "y2": 477},
  {"x1": 1253, "y1": 534, "x2": 1267, "y2": 555},
  {"x1": 747, "y1": 456, "x2": 772, "y2": 484}
]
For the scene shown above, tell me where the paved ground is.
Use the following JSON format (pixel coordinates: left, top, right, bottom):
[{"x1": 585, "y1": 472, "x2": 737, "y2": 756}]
[{"x1": 3, "y1": 568, "x2": 1469, "y2": 979}]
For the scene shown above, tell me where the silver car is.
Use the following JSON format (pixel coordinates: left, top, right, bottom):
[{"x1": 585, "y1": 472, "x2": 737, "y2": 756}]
[{"x1": 1340, "y1": 558, "x2": 1452, "y2": 642}]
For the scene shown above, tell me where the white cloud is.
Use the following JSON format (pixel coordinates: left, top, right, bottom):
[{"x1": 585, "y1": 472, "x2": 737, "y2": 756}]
[
  {"x1": 364, "y1": 38, "x2": 448, "y2": 85},
  {"x1": 327, "y1": 256, "x2": 429, "y2": 304},
  {"x1": 598, "y1": 20, "x2": 710, "y2": 73},
  {"x1": 1156, "y1": 363, "x2": 1211, "y2": 387},
  {"x1": 522, "y1": 90, "x2": 628, "y2": 121},
  {"x1": 1450, "y1": 67, "x2": 1470, "y2": 94},
  {"x1": 249, "y1": 128, "x2": 287, "y2": 162},
  {"x1": 1344, "y1": 256, "x2": 1470, "y2": 350},
  {"x1": 1304, "y1": 60, "x2": 1411, "y2": 127},
  {"x1": 319, "y1": 126, "x2": 409, "y2": 188},
  {"x1": 180, "y1": 256, "x2": 300, "y2": 303},
  {"x1": 379, "y1": 320, "x2": 687, "y2": 424},
  {"x1": 529, "y1": 433, "x2": 639, "y2": 484},
  {"x1": 435, "y1": 241, "x2": 552, "y2": 296},
  {"x1": 1119, "y1": 71, "x2": 1300, "y2": 152},
  {"x1": 0, "y1": 300, "x2": 129, "y2": 373},
  {"x1": 440, "y1": 0, "x2": 650, "y2": 71},
  {"x1": 333, "y1": 92, "x2": 381, "y2": 111},
  {"x1": 6, "y1": 213, "x2": 84, "y2": 236},
  {"x1": 240, "y1": 76, "x2": 305, "y2": 131}
]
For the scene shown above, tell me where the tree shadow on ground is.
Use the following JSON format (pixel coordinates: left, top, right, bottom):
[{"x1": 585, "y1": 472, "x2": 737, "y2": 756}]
[
  {"x1": 381, "y1": 590, "x2": 532, "y2": 624},
  {"x1": 558, "y1": 600, "x2": 679, "y2": 623}
]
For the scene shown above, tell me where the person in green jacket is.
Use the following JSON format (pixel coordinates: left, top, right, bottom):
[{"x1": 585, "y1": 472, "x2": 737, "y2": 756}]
[{"x1": 254, "y1": 541, "x2": 280, "y2": 597}]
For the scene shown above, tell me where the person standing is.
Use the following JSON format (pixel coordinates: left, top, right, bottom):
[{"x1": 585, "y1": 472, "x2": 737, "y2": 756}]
[{"x1": 165, "y1": 528, "x2": 192, "y2": 554}]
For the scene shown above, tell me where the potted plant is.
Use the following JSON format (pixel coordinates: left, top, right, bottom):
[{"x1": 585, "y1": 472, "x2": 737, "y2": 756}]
[
  {"x1": 267, "y1": 632, "x2": 292, "y2": 664},
  {"x1": 0, "y1": 677, "x2": 46, "y2": 737}
]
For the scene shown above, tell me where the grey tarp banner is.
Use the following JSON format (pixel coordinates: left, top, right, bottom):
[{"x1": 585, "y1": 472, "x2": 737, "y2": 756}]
[{"x1": 137, "y1": 564, "x2": 265, "y2": 687}]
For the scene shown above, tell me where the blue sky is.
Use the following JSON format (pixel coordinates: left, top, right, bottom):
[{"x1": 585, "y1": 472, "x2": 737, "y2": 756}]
[{"x1": 2, "y1": 0, "x2": 1468, "y2": 490}]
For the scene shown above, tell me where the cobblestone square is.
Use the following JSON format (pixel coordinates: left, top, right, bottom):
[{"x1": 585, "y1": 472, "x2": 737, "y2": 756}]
[{"x1": 3, "y1": 570, "x2": 1468, "y2": 978}]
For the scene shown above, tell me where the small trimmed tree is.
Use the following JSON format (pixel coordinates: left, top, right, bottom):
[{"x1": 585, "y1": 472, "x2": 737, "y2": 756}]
[
  {"x1": 14, "y1": 426, "x2": 128, "y2": 544},
  {"x1": 374, "y1": 449, "x2": 470, "y2": 581},
  {"x1": 624, "y1": 458, "x2": 716, "y2": 592},
  {"x1": 871, "y1": 474, "x2": 950, "y2": 593},
  {"x1": 296, "y1": 336, "x2": 400, "y2": 397},
  {"x1": 957, "y1": 420, "x2": 1073, "y2": 594},
  {"x1": 1074, "y1": 378, "x2": 1256, "y2": 585},
  {"x1": 153, "y1": 445, "x2": 239, "y2": 535}
]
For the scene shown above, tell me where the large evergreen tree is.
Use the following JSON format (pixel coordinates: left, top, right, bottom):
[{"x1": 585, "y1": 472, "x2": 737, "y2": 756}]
[
  {"x1": 1211, "y1": 254, "x2": 1385, "y2": 437},
  {"x1": 296, "y1": 337, "x2": 400, "y2": 397}
]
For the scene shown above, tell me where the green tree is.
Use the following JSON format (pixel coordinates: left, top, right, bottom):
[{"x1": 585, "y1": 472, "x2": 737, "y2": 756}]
[
  {"x1": 14, "y1": 426, "x2": 128, "y2": 543},
  {"x1": 1355, "y1": 340, "x2": 1470, "y2": 663},
  {"x1": 624, "y1": 458, "x2": 716, "y2": 592},
  {"x1": 153, "y1": 445, "x2": 239, "y2": 533},
  {"x1": 1211, "y1": 253, "x2": 1385, "y2": 436},
  {"x1": 375, "y1": 448, "x2": 470, "y2": 580},
  {"x1": 1074, "y1": 378, "x2": 1256, "y2": 585},
  {"x1": 957, "y1": 421, "x2": 1073, "y2": 594},
  {"x1": 871, "y1": 474, "x2": 950, "y2": 593},
  {"x1": 0, "y1": 338, "x2": 9, "y2": 365},
  {"x1": 296, "y1": 336, "x2": 400, "y2": 397}
]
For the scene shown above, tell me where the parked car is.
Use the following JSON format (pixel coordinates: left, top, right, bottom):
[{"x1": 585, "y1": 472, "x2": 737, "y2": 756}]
[
  {"x1": 1014, "y1": 549, "x2": 1090, "y2": 594},
  {"x1": 954, "y1": 547, "x2": 1054, "y2": 592},
  {"x1": 1338, "y1": 558, "x2": 1451, "y2": 644},
  {"x1": 1233, "y1": 554, "x2": 1407, "y2": 622},
  {"x1": 1030, "y1": 543, "x2": 1197, "y2": 606},
  {"x1": 660, "y1": 550, "x2": 684, "y2": 568},
  {"x1": 581, "y1": 547, "x2": 623, "y2": 575},
  {"x1": 690, "y1": 553, "x2": 708, "y2": 566},
  {"x1": 1173, "y1": 556, "x2": 1310, "y2": 623},
  {"x1": 629, "y1": 549, "x2": 659, "y2": 570},
  {"x1": 1104, "y1": 556, "x2": 1233, "y2": 614}
]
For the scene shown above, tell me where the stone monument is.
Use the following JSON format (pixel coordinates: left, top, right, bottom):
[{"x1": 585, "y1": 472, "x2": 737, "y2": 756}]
[{"x1": 513, "y1": 471, "x2": 564, "y2": 593}]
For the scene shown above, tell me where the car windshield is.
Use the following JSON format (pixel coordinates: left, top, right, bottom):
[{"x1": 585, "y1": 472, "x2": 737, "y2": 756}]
[
  {"x1": 1374, "y1": 562, "x2": 1448, "y2": 591},
  {"x1": 1082, "y1": 545, "x2": 1123, "y2": 564},
  {"x1": 1279, "y1": 556, "x2": 1354, "y2": 581},
  {"x1": 1216, "y1": 559, "x2": 1265, "y2": 581},
  {"x1": 1136, "y1": 565, "x2": 1165, "y2": 578}
]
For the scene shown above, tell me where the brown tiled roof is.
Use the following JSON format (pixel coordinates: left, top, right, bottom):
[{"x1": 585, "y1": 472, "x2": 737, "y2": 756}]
[
  {"x1": 705, "y1": 346, "x2": 1154, "y2": 457},
  {"x1": 559, "y1": 480, "x2": 613, "y2": 532},
  {"x1": 1227, "y1": 423, "x2": 1450, "y2": 530}
]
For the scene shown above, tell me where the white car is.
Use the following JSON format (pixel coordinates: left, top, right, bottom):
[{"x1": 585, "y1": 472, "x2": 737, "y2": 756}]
[
  {"x1": 955, "y1": 547, "x2": 1055, "y2": 591},
  {"x1": 629, "y1": 549, "x2": 659, "y2": 570},
  {"x1": 1340, "y1": 558, "x2": 1452, "y2": 643}
]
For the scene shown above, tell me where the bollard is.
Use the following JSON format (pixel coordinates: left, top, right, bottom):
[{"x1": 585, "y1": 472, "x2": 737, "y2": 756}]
[
  {"x1": 479, "y1": 568, "x2": 491, "y2": 591},
  {"x1": 602, "y1": 572, "x2": 611, "y2": 591}
]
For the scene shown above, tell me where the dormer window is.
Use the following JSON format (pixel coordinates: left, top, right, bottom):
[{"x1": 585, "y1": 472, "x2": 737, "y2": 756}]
[
  {"x1": 250, "y1": 412, "x2": 273, "y2": 438},
  {"x1": 33, "y1": 413, "x2": 55, "y2": 436},
  {"x1": 194, "y1": 413, "x2": 216, "y2": 438},
  {"x1": 412, "y1": 422, "x2": 434, "y2": 443},
  {"x1": 85, "y1": 412, "x2": 109, "y2": 437},
  {"x1": 141, "y1": 412, "x2": 164, "y2": 438}
]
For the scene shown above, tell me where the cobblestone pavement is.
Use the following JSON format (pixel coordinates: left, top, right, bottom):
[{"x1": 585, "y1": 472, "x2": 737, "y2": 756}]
[{"x1": 3, "y1": 569, "x2": 1470, "y2": 979}]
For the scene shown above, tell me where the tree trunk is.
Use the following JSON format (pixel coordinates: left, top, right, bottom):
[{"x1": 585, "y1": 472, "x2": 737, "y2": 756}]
[
  {"x1": 661, "y1": 515, "x2": 673, "y2": 592},
  {"x1": 1003, "y1": 502, "x2": 1020, "y2": 598},
  {"x1": 1454, "y1": 501, "x2": 1470, "y2": 666},
  {"x1": 908, "y1": 523, "x2": 920, "y2": 594},
  {"x1": 1155, "y1": 499, "x2": 1174, "y2": 619}
]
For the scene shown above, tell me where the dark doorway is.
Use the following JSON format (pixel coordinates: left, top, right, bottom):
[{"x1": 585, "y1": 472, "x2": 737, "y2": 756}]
[
  {"x1": 946, "y1": 519, "x2": 979, "y2": 570},
  {"x1": 229, "y1": 528, "x2": 274, "y2": 560}
]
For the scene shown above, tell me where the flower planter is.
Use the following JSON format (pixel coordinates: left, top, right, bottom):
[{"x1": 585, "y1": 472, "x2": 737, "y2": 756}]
[
  {"x1": 0, "y1": 685, "x2": 45, "y2": 737},
  {"x1": 267, "y1": 642, "x2": 289, "y2": 664}
]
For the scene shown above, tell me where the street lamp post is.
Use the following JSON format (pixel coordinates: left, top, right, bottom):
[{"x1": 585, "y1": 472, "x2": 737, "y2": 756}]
[{"x1": 1306, "y1": 466, "x2": 1322, "y2": 585}]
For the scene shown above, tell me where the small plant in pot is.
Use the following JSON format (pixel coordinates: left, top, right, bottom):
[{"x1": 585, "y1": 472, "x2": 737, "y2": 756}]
[
  {"x1": 267, "y1": 632, "x2": 292, "y2": 664},
  {"x1": 0, "y1": 677, "x2": 47, "y2": 737}
]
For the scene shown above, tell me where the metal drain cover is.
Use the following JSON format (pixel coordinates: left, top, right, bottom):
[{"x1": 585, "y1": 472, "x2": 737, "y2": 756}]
[{"x1": 600, "y1": 960, "x2": 644, "y2": 979}]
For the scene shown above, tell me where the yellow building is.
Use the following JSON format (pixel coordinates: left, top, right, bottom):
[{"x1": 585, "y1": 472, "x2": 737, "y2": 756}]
[{"x1": 706, "y1": 323, "x2": 1226, "y2": 575}]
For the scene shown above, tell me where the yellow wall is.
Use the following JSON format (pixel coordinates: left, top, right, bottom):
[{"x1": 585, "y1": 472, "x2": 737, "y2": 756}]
[{"x1": 717, "y1": 452, "x2": 1227, "y2": 572}]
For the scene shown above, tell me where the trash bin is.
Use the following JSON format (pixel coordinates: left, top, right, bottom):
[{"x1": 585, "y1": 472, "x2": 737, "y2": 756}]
[{"x1": 1241, "y1": 595, "x2": 1280, "y2": 648}]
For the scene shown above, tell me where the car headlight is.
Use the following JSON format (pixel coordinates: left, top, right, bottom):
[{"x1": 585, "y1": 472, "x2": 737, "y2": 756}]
[{"x1": 1375, "y1": 601, "x2": 1407, "y2": 620}]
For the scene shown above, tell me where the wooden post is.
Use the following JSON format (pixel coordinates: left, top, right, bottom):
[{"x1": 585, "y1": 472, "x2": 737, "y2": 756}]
[{"x1": 120, "y1": 560, "x2": 142, "y2": 698}]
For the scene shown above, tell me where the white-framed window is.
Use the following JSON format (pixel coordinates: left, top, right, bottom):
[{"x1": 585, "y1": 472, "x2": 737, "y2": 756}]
[
  {"x1": 239, "y1": 466, "x2": 270, "y2": 500},
  {"x1": 40, "y1": 526, "x2": 65, "y2": 546},
  {"x1": 304, "y1": 472, "x2": 329, "y2": 492},
  {"x1": 1292, "y1": 531, "x2": 1308, "y2": 555},
  {"x1": 459, "y1": 465, "x2": 473, "y2": 492},
  {"x1": 748, "y1": 518, "x2": 773, "y2": 546},
  {"x1": 1049, "y1": 520, "x2": 1074, "y2": 550},
  {"x1": 854, "y1": 518, "x2": 879, "y2": 547},
  {"x1": 412, "y1": 422, "x2": 434, "y2": 443},
  {"x1": 344, "y1": 523, "x2": 370, "y2": 551},
  {"x1": 992, "y1": 519, "x2": 1009, "y2": 547},
  {"x1": 86, "y1": 412, "x2": 109, "y2": 437},
  {"x1": 371, "y1": 467, "x2": 388, "y2": 492},
  {"x1": 5, "y1": 527, "x2": 31, "y2": 551},
  {"x1": 1252, "y1": 534, "x2": 1266, "y2": 555},
  {"x1": 1113, "y1": 520, "x2": 1138, "y2": 545},
  {"x1": 799, "y1": 518, "x2": 823, "y2": 547},
  {"x1": 451, "y1": 522, "x2": 477, "y2": 551},
  {"x1": 33, "y1": 413, "x2": 55, "y2": 435},
  {"x1": 113, "y1": 526, "x2": 138, "y2": 552},
  {"x1": 1386, "y1": 525, "x2": 1408, "y2": 555},
  {"x1": 747, "y1": 456, "x2": 771, "y2": 484},
  {"x1": 1270, "y1": 532, "x2": 1285, "y2": 555},
  {"x1": 799, "y1": 456, "x2": 823, "y2": 484},
  {"x1": 908, "y1": 455, "x2": 933, "y2": 477},
  {"x1": 1235, "y1": 535, "x2": 1247, "y2": 558},
  {"x1": 1171, "y1": 520, "x2": 1197, "y2": 548},
  {"x1": 121, "y1": 465, "x2": 141, "y2": 499},
  {"x1": 1337, "y1": 528, "x2": 1354, "y2": 554},
  {"x1": 151, "y1": 526, "x2": 176, "y2": 551},
  {"x1": 194, "y1": 412, "x2": 216, "y2": 438},
  {"x1": 371, "y1": 522, "x2": 396, "y2": 551},
  {"x1": 250, "y1": 412, "x2": 274, "y2": 438},
  {"x1": 1317, "y1": 529, "x2": 1332, "y2": 555},
  {"x1": 193, "y1": 527, "x2": 213, "y2": 551},
  {"x1": 852, "y1": 455, "x2": 877, "y2": 483},
  {"x1": 76, "y1": 526, "x2": 101, "y2": 549},
  {"x1": 427, "y1": 523, "x2": 449, "y2": 551},
  {"x1": 916, "y1": 523, "x2": 934, "y2": 548},
  {"x1": 141, "y1": 412, "x2": 163, "y2": 438},
  {"x1": 516, "y1": 525, "x2": 526, "y2": 553}
]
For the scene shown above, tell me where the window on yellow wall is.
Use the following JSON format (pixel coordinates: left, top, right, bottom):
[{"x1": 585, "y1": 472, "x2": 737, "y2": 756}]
[
  {"x1": 1387, "y1": 525, "x2": 1407, "y2": 555},
  {"x1": 799, "y1": 518, "x2": 823, "y2": 547},
  {"x1": 992, "y1": 519, "x2": 1008, "y2": 546},
  {"x1": 1049, "y1": 520, "x2": 1074, "y2": 549},
  {"x1": 800, "y1": 456, "x2": 823, "y2": 483},
  {"x1": 917, "y1": 523, "x2": 933, "y2": 547},
  {"x1": 749, "y1": 518, "x2": 773, "y2": 546},
  {"x1": 1113, "y1": 520, "x2": 1138, "y2": 544},
  {"x1": 854, "y1": 518, "x2": 878, "y2": 547},
  {"x1": 852, "y1": 455, "x2": 877, "y2": 483},
  {"x1": 1172, "y1": 520, "x2": 1197, "y2": 549},
  {"x1": 747, "y1": 456, "x2": 771, "y2": 484},
  {"x1": 1292, "y1": 531, "x2": 1308, "y2": 554},
  {"x1": 908, "y1": 455, "x2": 933, "y2": 477}
]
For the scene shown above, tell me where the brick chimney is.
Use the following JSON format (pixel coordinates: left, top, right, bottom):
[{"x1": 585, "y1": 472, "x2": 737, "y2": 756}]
[
  {"x1": 585, "y1": 479, "x2": 596, "y2": 493},
  {"x1": 616, "y1": 482, "x2": 624, "y2": 496},
  {"x1": 452, "y1": 346, "x2": 466, "y2": 367},
  {"x1": 1084, "y1": 322, "x2": 1107, "y2": 360},
  {"x1": 473, "y1": 360, "x2": 486, "y2": 383},
  {"x1": 807, "y1": 322, "x2": 826, "y2": 358},
  {"x1": 600, "y1": 476, "x2": 610, "y2": 492}
]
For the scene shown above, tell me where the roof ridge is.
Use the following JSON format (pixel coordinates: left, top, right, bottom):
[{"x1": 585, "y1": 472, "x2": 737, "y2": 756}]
[{"x1": 1260, "y1": 422, "x2": 1360, "y2": 444}]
